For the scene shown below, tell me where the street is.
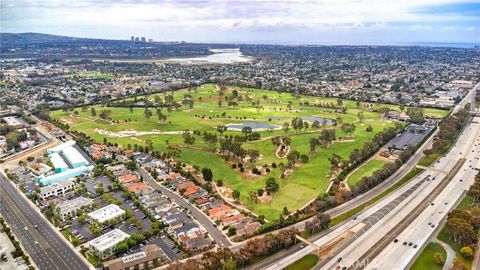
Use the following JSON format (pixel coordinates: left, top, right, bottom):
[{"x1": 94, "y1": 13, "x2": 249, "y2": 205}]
[
  {"x1": 0, "y1": 172, "x2": 90, "y2": 270},
  {"x1": 137, "y1": 167, "x2": 232, "y2": 247}
]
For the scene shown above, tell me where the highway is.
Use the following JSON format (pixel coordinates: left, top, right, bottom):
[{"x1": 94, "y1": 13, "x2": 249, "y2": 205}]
[
  {"x1": 0, "y1": 172, "x2": 91, "y2": 270},
  {"x1": 319, "y1": 115, "x2": 480, "y2": 270},
  {"x1": 137, "y1": 167, "x2": 232, "y2": 247},
  {"x1": 257, "y1": 87, "x2": 477, "y2": 270}
]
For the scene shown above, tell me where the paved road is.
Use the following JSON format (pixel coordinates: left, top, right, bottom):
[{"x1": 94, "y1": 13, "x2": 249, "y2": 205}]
[
  {"x1": 0, "y1": 173, "x2": 90, "y2": 270},
  {"x1": 245, "y1": 125, "x2": 438, "y2": 269},
  {"x1": 322, "y1": 116, "x2": 480, "y2": 270},
  {"x1": 435, "y1": 238, "x2": 455, "y2": 270},
  {"x1": 137, "y1": 167, "x2": 231, "y2": 247}
]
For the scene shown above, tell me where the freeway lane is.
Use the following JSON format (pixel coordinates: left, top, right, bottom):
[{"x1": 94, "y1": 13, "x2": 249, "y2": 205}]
[
  {"x1": 319, "y1": 115, "x2": 480, "y2": 270},
  {"x1": 137, "y1": 167, "x2": 232, "y2": 247},
  {"x1": 0, "y1": 173, "x2": 90, "y2": 270}
]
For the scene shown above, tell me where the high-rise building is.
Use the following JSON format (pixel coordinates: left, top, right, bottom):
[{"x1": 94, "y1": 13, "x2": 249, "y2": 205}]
[
  {"x1": 131, "y1": 36, "x2": 134, "y2": 41},
  {"x1": 134, "y1": 37, "x2": 140, "y2": 41},
  {"x1": 148, "y1": 39, "x2": 153, "y2": 42},
  {"x1": 141, "y1": 37, "x2": 146, "y2": 42}
]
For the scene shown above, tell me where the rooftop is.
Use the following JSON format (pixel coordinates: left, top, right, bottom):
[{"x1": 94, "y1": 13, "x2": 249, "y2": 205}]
[
  {"x1": 48, "y1": 140, "x2": 76, "y2": 154},
  {"x1": 88, "y1": 229, "x2": 129, "y2": 252},
  {"x1": 50, "y1": 152, "x2": 68, "y2": 170},
  {"x1": 62, "y1": 146, "x2": 89, "y2": 167},
  {"x1": 88, "y1": 204, "x2": 125, "y2": 223},
  {"x1": 57, "y1": 196, "x2": 94, "y2": 215},
  {"x1": 39, "y1": 179, "x2": 75, "y2": 194}
]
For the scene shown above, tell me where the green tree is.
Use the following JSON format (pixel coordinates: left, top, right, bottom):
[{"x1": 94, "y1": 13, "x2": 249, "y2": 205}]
[
  {"x1": 202, "y1": 168, "x2": 213, "y2": 182},
  {"x1": 232, "y1": 190, "x2": 240, "y2": 201},
  {"x1": 265, "y1": 177, "x2": 279, "y2": 192},
  {"x1": 116, "y1": 242, "x2": 129, "y2": 254}
]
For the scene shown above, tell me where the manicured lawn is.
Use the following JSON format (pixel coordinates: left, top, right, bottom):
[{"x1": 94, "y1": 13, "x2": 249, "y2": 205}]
[
  {"x1": 410, "y1": 242, "x2": 446, "y2": 270},
  {"x1": 50, "y1": 83, "x2": 447, "y2": 221},
  {"x1": 283, "y1": 254, "x2": 319, "y2": 270},
  {"x1": 347, "y1": 159, "x2": 388, "y2": 186},
  {"x1": 64, "y1": 71, "x2": 115, "y2": 79}
]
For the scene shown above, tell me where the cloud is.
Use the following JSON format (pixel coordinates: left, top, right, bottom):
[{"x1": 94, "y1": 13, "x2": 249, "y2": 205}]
[{"x1": 1, "y1": 0, "x2": 479, "y2": 43}]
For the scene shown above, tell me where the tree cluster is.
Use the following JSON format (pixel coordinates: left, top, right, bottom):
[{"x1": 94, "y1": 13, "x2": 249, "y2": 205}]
[{"x1": 168, "y1": 227, "x2": 299, "y2": 270}]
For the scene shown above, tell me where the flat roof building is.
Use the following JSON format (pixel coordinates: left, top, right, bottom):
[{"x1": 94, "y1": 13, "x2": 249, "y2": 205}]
[
  {"x1": 87, "y1": 204, "x2": 125, "y2": 224},
  {"x1": 50, "y1": 152, "x2": 68, "y2": 172},
  {"x1": 2, "y1": 116, "x2": 27, "y2": 128},
  {"x1": 56, "y1": 196, "x2": 94, "y2": 220},
  {"x1": 88, "y1": 229, "x2": 130, "y2": 259},
  {"x1": 63, "y1": 146, "x2": 89, "y2": 168},
  {"x1": 38, "y1": 165, "x2": 94, "y2": 186},
  {"x1": 103, "y1": 244, "x2": 165, "y2": 270},
  {"x1": 39, "y1": 179, "x2": 75, "y2": 200},
  {"x1": 48, "y1": 140, "x2": 76, "y2": 154}
]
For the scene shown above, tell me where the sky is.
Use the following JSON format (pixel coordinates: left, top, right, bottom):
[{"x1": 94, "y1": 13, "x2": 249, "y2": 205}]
[{"x1": 1, "y1": 0, "x2": 480, "y2": 44}]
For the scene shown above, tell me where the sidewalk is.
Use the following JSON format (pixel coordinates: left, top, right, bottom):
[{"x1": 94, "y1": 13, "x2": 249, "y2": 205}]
[
  {"x1": 434, "y1": 238, "x2": 455, "y2": 270},
  {"x1": 0, "y1": 170, "x2": 95, "y2": 270}
]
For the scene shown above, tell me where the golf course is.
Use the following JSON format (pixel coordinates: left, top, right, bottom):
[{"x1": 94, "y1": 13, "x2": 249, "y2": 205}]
[{"x1": 51, "y1": 83, "x2": 449, "y2": 220}]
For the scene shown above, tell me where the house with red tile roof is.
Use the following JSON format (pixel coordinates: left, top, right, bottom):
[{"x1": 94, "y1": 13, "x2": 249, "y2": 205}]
[
  {"x1": 91, "y1": 150, "x2": 103, "y2": 159},
  {"x1": 118, "y1": 173, "x2": 140, "y2": 183},
  {"x1": 183, "y1": 186, "x2": 201, "y2": 197},
  {"x1": 223, "y1": 213, "x2": 245, "y2": 226},
  {"x1": 176, "y1": 181, "x2": 195, "y2": 191},
  {"x1": 208, "y1": 204, "x2": 238, "y2": 222}
]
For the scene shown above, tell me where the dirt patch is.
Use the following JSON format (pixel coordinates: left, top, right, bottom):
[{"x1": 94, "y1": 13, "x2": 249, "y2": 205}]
[
  {"x1": 372, "y1": 154, "x2": 394, "y2": 162},
  {"x1": 93, "y1": 128, "x2": 186, "y2": 138},
  {"x1": 258, "y1": 191, "x2": 272, "y2": 204},
  {"x1": 61, "y1": 118, "x2": 75, "y2": 125},
  {"x1": 217, "y1": 186, "x2": 235, "y2": 201}
]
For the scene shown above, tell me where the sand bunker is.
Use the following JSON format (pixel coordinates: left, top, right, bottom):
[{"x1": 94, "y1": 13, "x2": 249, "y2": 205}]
[{"x1": 94, "y1": 128, "x2": 186, "y2": 138}]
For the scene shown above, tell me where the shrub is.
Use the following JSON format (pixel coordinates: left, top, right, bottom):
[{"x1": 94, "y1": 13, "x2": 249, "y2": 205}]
[
  {"x1": 460, "y1": 246, "x2": 474, "y2": 259},
  {"x1": 434, "y1": 252, "x2": 444, "y2": 265}
]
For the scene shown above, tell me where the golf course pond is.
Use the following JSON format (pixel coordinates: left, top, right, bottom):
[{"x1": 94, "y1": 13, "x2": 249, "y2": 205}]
[
  {"x1": 267, "y1": 116, "x2": 334, "y2": 124},
  {"x1": 227, "y1": 122, "x2": 281, "y2": 131}
]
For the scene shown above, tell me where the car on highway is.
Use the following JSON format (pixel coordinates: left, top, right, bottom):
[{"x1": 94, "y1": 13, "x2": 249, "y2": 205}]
[
  {"x1": 34, "y1": 224, "x2": 38, "y2": 228},
  {"x1": 34, "y1": 241, "x2": 38, "y2": 245},
  {"x1": 393, "y1": 239, "x2": 398, "y2": 243},
  {"x1": 24, "y1": 226, "x2": 28, "y2": 231}
]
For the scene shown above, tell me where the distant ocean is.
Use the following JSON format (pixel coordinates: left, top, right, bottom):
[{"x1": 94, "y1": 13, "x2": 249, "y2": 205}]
[{"x1": 410, "y1": 42, "x2": 479, "y2": 48}]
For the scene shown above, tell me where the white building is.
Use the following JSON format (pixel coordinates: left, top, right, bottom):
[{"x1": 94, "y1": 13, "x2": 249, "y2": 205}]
[
  {"x1": 48, "y1": 140, "x2": 76, "y2": 154},
  {"x1": 87, "y1": 204, "x2": 125, "y2": 225},
  {"x1": 87, "y1": 229, "x2": 130, "y2": 258},
  {"x1": 39, "y1": 179, "x2": 75, "y2": 200},
  {"x1": 2, "y1": 116, "x2": 26, "y2": 128},
  {"x1": 50, "y1": 152, "x2": 68, "y2": 172},
  {"x1": 62, "y1": 146, "x2": 89, "y2": 168},
  {"x1": 56, "y1": 197, "x2": 94, "y2": 220},
  {"x1": 449, "y1": 80, "x2": 474, "y2": 89}
]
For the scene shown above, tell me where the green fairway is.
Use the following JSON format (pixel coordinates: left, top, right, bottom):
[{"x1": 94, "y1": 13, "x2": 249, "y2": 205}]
[
  {"x1": 410, "y1": 242, "x2": 446, "y2": 270},
  {"x1": 50, "y1": 83, "x2": 448, "y2": 220},
  {"x1": 63, "y1": 71, "x2": 115, "y2": 79},
  {"x1": 346, "y1": 159, "x2": 388, "y2": 186},
  {"x1": 283, "y1": 254, "x2": 319, "y2": 270}
]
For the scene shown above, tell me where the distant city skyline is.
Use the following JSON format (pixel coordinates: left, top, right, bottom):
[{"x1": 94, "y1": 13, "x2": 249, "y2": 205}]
[{"x1": 2, "y1": 0, "x2": 480, "y2": 44}]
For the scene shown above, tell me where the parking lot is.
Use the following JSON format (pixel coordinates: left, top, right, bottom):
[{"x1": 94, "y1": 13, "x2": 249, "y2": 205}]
[
  {"x1": 68, "y1": 189, "x2": 152, "y2": 244},
  {"x1": 385, "y1": 124, "x2": 433, "y2": 150}
]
